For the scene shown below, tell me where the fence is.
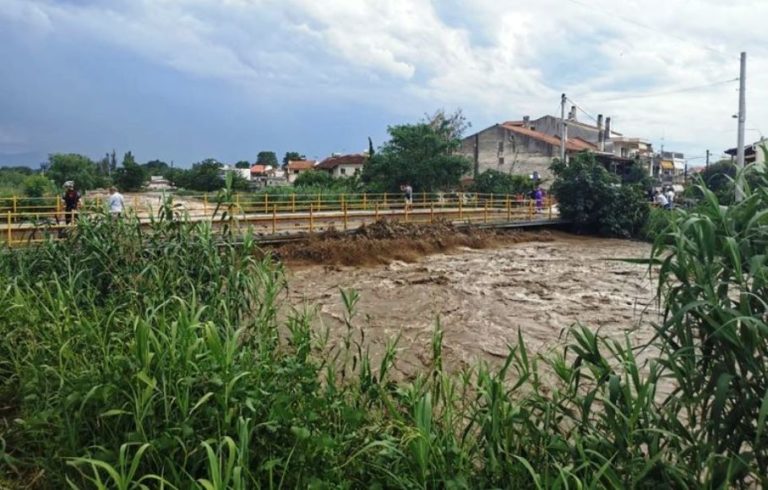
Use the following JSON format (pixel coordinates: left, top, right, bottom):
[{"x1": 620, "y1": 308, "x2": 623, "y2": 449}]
[{"x1": 1, "y1": 192, "x2": 559, "y2": 247}]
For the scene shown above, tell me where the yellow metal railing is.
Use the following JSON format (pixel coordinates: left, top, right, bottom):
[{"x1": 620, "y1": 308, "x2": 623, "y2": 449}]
[{"x1": 0, "y1": 192, "x2": 558, "y2": 247}]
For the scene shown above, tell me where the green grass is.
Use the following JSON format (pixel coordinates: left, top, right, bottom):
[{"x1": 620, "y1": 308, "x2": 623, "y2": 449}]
[{"x1": 0, "y1": 164, "x2": 767, "y2": 488}]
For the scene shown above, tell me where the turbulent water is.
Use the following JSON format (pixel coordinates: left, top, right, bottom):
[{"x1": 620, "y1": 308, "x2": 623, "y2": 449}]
[{"x1": 285, "y1": 233, "x2": 657, "y2": 378}]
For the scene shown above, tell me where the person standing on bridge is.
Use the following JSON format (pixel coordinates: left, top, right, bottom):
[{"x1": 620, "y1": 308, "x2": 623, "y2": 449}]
[
  {"x1": 402, "y1": 183, "x2": 413, "y2": 207},
  {"x1": 61, "y1": 181, "x2": 81, "y2": 225},
  {"x1": 107, "y1": 186, "x2": 125, "y2": 217},
  {"x1": 534, "y1": 186, "x2": 544, "y2": 214}
]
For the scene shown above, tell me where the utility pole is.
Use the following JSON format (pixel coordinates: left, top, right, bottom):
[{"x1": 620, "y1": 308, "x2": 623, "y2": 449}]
[
  {"x1": 706, "y1": 149, "x2": 710, "y2": 170},
  {"x1": 736, "y1": 51, "x2": 747, "y2": 202},
  {"x1": 560, "y1": 93, "x2": 566, "y2": 163}
]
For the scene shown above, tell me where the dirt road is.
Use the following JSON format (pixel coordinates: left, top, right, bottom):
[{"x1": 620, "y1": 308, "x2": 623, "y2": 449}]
[{"x1": 285, "y1": 233, "x2": 657, "y2": 378}]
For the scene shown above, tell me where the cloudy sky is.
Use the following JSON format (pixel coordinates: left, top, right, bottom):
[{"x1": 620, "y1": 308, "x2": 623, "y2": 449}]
[{"x1": 1, "y1": 0, "x2": 766, "y2": 167}]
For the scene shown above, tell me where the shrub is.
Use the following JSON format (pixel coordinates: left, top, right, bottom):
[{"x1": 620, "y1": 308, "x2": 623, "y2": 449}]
[
  {"x1": 293, "y1": 170, "x2": 334, "y2": 187},
  {"x1": 550, "y1": 152, "x2": 649, "y2": 237},
  {"x1": 471, "y1": 169, "x2": 533, "y2": 195},
  {"x1": 21, "y1": 174, "x2": 56, "y2": 198}
]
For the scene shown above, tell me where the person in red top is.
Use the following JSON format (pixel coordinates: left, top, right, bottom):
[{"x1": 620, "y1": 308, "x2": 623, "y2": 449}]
[{"x1": 61, "y1": 181, "x2": 81, "y2": 225}]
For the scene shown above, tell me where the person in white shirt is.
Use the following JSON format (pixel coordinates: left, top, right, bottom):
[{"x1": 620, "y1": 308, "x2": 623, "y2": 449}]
[
  {"x1": 655, "y1": 191, "x2": 669, "y2": 209},
  {"x1": 665, "y1": 187, "x2": 675, "y2": 209},
  {"x1": 107, "y1": 187, "x2": 125, "y2": 217}
]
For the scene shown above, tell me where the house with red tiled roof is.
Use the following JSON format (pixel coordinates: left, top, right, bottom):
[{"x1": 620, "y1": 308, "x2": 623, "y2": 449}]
[
  {"x1": 286, "y1": 160, "x2": 317, "y2": 183},
  {"x1": 458, "y1": 110, "x2": 647, "y2": 184},
  {"x1": 317, "y1": 153, "x2": 367, "y2": 179}
]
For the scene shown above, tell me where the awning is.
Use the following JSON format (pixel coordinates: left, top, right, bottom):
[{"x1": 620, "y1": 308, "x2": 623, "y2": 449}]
[{"x1": 660, "y1": 160, "x2": 674, "y2": 170}]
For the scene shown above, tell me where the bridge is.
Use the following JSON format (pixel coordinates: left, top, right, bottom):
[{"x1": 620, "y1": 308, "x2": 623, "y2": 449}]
[{"x1": 1, "y1": 192, "x2": 564, "y2": 247}]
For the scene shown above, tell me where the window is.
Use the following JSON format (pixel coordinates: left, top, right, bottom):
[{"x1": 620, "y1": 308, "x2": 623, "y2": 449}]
[
  {"x1": 621, "y1": 148, "x2": 628, "y2": 157},
  {"x1": 340, "y1": 168, "x2": 347, "y2": 175},
  {"x1": 498, "y1": 157, "x2": 504, "y2": 166},
  {"x1": 497, "y1": 141, "x2": 504, "y2": 154}
]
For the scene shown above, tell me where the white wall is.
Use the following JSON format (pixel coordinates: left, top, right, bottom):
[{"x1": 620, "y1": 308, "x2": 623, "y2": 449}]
[{"x1": 331, "y1": 164, "x2": 363, "y2": 178}]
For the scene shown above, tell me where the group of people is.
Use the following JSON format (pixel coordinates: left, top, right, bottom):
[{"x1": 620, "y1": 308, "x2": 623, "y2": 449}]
[
  {"x1": 60, "y1": 181, "x2": 126, "y2": 224},
  {"x1": 653, "y1": 186, "x2": 676, "y2": 210}
]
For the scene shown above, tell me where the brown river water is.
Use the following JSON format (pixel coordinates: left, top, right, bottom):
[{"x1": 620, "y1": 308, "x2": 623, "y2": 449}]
[{"x1": 284, "y1": 233, "x2": 658, "y2": 378}]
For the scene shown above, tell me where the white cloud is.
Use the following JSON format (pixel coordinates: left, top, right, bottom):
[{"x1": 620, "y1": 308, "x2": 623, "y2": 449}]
[{"x1": 1, "y1": 0, "x2": 766, "y2": 156}]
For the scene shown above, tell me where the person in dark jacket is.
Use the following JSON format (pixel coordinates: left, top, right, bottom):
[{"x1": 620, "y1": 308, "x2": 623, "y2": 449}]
[{"x1": 61, "y1": 181, "x2": 81, "y2": 225}]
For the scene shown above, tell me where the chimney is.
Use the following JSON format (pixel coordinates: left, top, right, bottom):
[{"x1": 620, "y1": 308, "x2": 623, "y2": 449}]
[
  {"x1": 569, "y1": 105, "x2": 577, "y2": 120},
  {"x1": 604, "y1": 117, "x2": 612, "y2": 143},
  {"x1": 597, "y1": 114, "x2": 604, "y2": 151},
  {"x1": 522, "y1": 115, "x2": 530, "y2": 128}
]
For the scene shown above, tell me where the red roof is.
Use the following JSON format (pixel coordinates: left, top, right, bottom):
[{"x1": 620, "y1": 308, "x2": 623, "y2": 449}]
[
  {"x1": 286, "y1": 160, "x2": 316, "y2": 171},
  {"x1": 501, "y1": 123, "x2": 594, "y2": 152},
  {"x1": 250, "y1": 164, "x2": 269, "y2": 174},
  {"x1": 317, "y1": 154, "x2": 367, "y2": 170}
]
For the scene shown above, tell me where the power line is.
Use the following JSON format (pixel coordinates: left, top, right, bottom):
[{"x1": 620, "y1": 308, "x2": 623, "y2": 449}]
[
  {"x1": 591, "y1": 78, "x2": 738, "y2": 103},
  {"x1": 560, "y1": 0, "x2": 732, "y2": 59}
]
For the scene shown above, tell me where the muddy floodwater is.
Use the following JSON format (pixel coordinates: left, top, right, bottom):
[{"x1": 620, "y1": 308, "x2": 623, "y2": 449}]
[{"x1": 285, "y1": 233, "x2": 658, "y2": 377}]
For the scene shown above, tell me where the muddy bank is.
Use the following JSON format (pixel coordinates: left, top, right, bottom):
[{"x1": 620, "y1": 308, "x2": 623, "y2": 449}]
[
  {"x1": 275, "y1": 220, "x2": 556, "y2": 266},
  {"x1": 283, "y1": 232, "x2": 658, "y2": 379}
]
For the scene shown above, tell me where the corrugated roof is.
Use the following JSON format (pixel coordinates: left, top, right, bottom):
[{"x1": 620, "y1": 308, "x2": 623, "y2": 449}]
[
  {"x1": 317, "y1": 154, "x2": 367, "y2": 170},
  {"x1": 286, "y1": 160, "x2": 316, "y2": 171}
]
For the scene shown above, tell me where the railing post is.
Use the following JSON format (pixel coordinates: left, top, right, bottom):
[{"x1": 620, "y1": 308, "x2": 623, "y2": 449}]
[
  {"x1": 309, "y1": 204, "x2": 314, "y2": 233},
  {"x1": 363, "y1": 193, "x2": 367, "y2": 210},
  {"x1": 484, "y1": 201, "x2": 489, "y2": 223},
  {"x1": 506, "y1": 196, "x2": 511, "y2": 221},
  {"x1": 374, "y1": 202, "x2": 379, "y2": 221},
  {"x1": 422, "y1": 191, "x2": 426, "y2": 206},
  {"x1": 341, "y1": 194, "x2": 345, "y2": 213},
  {"x1": 291, "y1": 194, "x2": 296, "y2": 213},
  {"x1": 6, "y1": 211, "x2": 11, "y2": 246},
  {"x1": 343, "y1": 202, "x2": 348, "y2": 231},
  {"x1": 272, "y1": 205, "x2": 277, "y2": 234},
  {"x1": 383, "y1": 192, "x2": 387, "y2": 207},
  {"x1": 459, "y1": 198, "x2": 463, "y2": 220},
  {"x1": 316, "y1": 193, "x2": 321, "y2": 212},
  {"x1": 236, "y1": 193, "x2": 241, "y2": 213},
  {"x1": 490, "y1": 193, "x2": 494, "y2": 209},
  {"x1": 528, "y1": 200, "x2": 533, "y2": 220},
  {"x1": 264, "y1": 194, "x2": 269, "y2": 214},
  {"x1": 12, "y1": 196, "x2": 17, "y2": 215},
  {"x1": 430, "y1": 202, "x2": 434, "y2": 223},
  {"x1": 405, "y1": 203, "x2": 409, "y2": 223}
]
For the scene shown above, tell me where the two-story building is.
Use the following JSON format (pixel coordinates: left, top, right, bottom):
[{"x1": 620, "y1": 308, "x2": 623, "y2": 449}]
[
  {"x1": 458, "y1": 110, "x2": 639, "y2": 184},
  {"x1": 285, "y1": 160, "x2": 317, "y2": 183}
]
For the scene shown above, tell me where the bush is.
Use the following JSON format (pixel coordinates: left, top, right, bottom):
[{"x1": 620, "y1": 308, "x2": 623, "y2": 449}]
[
  {"x1": 550, "y1": 152, "x2": 649, "y2": 237},
  {"x1": 21, "y1": 174, "x2": 56, "y2": 198},
  {"x1": 293, "y1": 170, "x2": 334, "y2": 187},
  {"x1": 471, "y1": 169, "x2": 533, "y2": 195}
]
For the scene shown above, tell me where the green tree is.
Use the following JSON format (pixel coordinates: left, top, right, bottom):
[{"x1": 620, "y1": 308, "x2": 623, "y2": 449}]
[
  {"x1": 185, "y1": 159, "x2": 225, "y2": 192},
  {"x1": 143, "y1": 159, "x2": 170, "y2": 175},
  {"x1": 282, "y1": 151, "x2": 306, "y2": 167},
  {"x1": 550, "y1": 152, "x2": 649, "y2": 237},
  {"x1": 22, "y1": 174, "x2": 56, "y2": 198},
  {"x1": 47, "y1": 153, "x2": 102, "y2": 191},
  {"x1": 472, "y1": 169, "x2": 533, "y2": 195},
  {"x1": 113, "y1": 151, "x2": 148, "y2": 192},
  {"x1": 234, "y1": 160, "x2": 251, "y2": 169},
  {"x1": 257, "y1": 151, "x2": 279, "y2": 168},
  {"x1": 363, "y1": 123, "x2": 471, "y2": 192},
  {"x1": 293, "y1": 170, "x2": 334, "y2": 187}
]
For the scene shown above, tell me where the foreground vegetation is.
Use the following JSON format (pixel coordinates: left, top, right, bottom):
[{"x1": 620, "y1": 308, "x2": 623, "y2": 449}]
[{"x1": 1, "y1": 163, "x2": 767, "y2": 488}]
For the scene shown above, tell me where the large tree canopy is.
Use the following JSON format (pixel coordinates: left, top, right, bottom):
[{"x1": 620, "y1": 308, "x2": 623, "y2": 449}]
[
  {"x1": 114, "y1": 151, "x2": 147, "y2": 192},
  {"x1": 47, "y1": 153, "x2": 103, "y2": 191},
  {"x1": 362, "y1": 123, "x2": 471, "y2": 192},
  {"x1": 256, "y1": 151, "x2": 279, "y2": 168}
]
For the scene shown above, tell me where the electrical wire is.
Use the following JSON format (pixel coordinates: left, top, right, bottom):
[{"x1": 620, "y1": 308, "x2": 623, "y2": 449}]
[
  {"x1": 595, "y1": 78, "x2": 739, "y2": 102},
  {"x1": 560, "y1": 0, "x2": 732, "y2": 59}
]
